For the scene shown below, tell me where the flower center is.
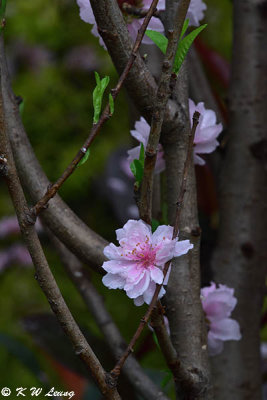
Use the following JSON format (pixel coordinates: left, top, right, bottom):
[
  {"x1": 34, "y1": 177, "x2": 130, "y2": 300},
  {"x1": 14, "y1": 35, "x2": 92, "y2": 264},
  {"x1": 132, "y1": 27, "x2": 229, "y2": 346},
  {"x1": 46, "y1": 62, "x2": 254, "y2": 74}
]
[{"x1": 120, "y1": 235, "x2": 157, "y2": 269}]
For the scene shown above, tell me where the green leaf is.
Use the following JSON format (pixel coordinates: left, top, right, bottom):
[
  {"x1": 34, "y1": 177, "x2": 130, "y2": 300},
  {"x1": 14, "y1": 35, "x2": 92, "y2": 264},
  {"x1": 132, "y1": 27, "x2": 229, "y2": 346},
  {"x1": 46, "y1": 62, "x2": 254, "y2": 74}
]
[
  {"x1": 161, "y1": 369, "x2": 172, "y2": 388},
  {"x1": 19, "y1": 100, "x2": 24, "y2": 115},
  {"x1": 109, "y1": 93, "x2": 114, "y2": 115},
  {"x1": 151, "y1": 218, "x2": 160, "y2": 233},
  {"x1": 78, "y1": 148, "x2": 90, "y2": 167},
  {"x1": 139, "y1": 142, "x2": 145, "y2": 166},
  {"x1": 0, "y1": 0, "x2": 7, "y2": 19},
  {"x1": 145, "y1": 30, "x2": 168, "y2": 54},
  {"x1": 130, "y1": 159, "x2": 144, "y2": 185},
  {"x1": 180, "y1": 18, "x2": 189, "y2": 39},
  {"x1": 93, "y1": 72, "x2": 110, "y2": 124},
  {"x1": 173, "y1": 23, "x2": 207, "y2": 74},
  {"x1": 152, "y1": 331, "x2": 160, "y2": 349}
]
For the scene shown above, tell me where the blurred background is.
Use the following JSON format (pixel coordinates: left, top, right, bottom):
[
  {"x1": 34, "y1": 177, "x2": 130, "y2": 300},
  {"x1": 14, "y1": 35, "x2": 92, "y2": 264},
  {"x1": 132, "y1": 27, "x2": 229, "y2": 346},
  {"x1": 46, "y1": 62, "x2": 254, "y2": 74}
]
[{"x1": 0, "y1": 0, "x2": 236, "y2": 398}]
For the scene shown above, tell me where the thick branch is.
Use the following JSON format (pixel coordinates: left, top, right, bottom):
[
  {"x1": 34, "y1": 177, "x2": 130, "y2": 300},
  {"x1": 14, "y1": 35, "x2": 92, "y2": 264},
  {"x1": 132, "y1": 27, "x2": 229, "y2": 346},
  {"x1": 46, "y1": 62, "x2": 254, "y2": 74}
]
[
  {"x1": 0, "y1": 36, "x2": 107, "y2": 273},
  {"x1": 0, "y1": 80, "x2": 120, "y2": 400},
  {"x1": 161, "y1": 3, "x2": 212, "y2": 399},
  {"x1": 51, "y1": 235, "x2": 170, "y2": 400},
  {"x1": 139, "y1": 0, "x2": 191, "y2": 224},
  {"x1": 110, "y1": 110, "x2": 199, "y2": 381},
  {"x1": 210, "y1": 1, "x2": 267, "y2": 399},
  {"x1": 89, "y1": 0, "x2": 185, "y2": 131}
]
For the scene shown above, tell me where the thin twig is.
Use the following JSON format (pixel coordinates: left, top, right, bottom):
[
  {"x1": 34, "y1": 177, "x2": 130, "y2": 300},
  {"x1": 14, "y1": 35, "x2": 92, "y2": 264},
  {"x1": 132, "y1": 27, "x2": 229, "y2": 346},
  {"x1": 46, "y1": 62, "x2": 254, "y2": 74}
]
[
  {"x1": 139, "y1": 0, "x2": 192, "y2": 224},
  {"x1": 110, "y1": 111, "x2": 200, "y2": 379},
  {"x1": 0, "y1": 74, "x2": 120, "y2": 400},
  {"x1": 32, "y1": 0, "x2": 160, "y2": 216}
]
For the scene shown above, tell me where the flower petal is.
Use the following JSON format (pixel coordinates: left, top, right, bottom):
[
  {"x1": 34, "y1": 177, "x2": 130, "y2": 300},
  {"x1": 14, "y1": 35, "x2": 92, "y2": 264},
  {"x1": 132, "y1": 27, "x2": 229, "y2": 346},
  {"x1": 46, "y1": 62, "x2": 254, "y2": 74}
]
[
  {"x1": 102, "y1": 273, "x2": 126, "y2": 290},
  {"x1": 207, "y1": 332, "x2": 224, "y2": 356},
  {"x1": 149, "y1": 266, "x2": 164, "y2": 284},
  {"x1": 210, "y1": 318, "x2": 241, "y2": 341},
  {"x1": 174, "y1": 240, "x2": 193, "y2": 257}
]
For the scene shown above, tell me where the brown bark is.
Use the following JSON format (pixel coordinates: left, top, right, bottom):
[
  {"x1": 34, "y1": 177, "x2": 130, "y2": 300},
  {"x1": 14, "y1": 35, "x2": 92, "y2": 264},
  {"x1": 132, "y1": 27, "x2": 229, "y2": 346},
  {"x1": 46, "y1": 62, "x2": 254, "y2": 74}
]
[
  {"x1": 161, "y1": 2, "x2": 212, "y2": 398},
  {"x1": 211, "y1": 0, "x2": 267, "y2": 398}
]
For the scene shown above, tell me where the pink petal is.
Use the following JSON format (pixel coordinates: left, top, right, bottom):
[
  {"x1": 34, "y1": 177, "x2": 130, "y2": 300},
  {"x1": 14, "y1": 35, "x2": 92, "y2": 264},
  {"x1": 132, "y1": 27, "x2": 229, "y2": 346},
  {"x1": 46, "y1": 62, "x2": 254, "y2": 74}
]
[
  {"x1": 149, "y1": 266, "x2": 164, "y2": 284},
  {"x1": 193, "y1": 153, "x2": 206, "y2": 165},
  {"x1": 102, "y1": 259, "x2": 133, "y2": 274},
  {"x1": 202, "y1": 290, "x2": 237, "y2": 320},
  {"x1": 130, "y1": 117, "x2": 150, "y2": 144},
  {"x1": 194, "y1": 139, "x2": 219, "y2": 155},
  {"x1": 126, "y1": 271, "x2": 150, "y2": 298},
  {"x1": 134, "y1": 296, "x2": 145, "y2": 306},
  {"x1": 102, "y1": 273, "x2": 126, "y2": 289},
  {"x1": 155, "y1": 240, "x2": 177, "y2": 265},
  {"x1": 174, "y1": 240, "x2": 193, "y2": 257},
  {"x1": 143, "y1": 281, "x2": 156, "y2": 304},
  {"x1": 207, "y1": 332, "x2": 224, "y2": 356},
  {"x1": 116, "y1": 219, "x2": 152, "y2": 248},
  {"x1": 152, "y1": 225, "x2": 174, "y2": 245},
  {"x1": 104, "y1": 243, "x2": 123, "y2": 260},
  {"x1": 210, "y1": 318, "x2": 242, "y2": 341},
  {"x1": 201, "y1": 282, "x2": 217, "y2": 298}
]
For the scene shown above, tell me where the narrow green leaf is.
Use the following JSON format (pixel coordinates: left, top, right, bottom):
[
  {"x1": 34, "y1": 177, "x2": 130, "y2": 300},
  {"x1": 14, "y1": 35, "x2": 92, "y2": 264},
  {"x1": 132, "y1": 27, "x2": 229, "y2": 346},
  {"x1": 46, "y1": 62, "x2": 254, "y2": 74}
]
[
  {"x1": 139, "y1": 143, "x2": 145, "y2": 166},
  {"x1": 0, "y1": 0, "x2": 7, "y2": 18},
  {"x1": 19, "y1": 100, "x2": 24, "y2": 115},
  {"x1": 180, "y1": 18, "x2": 189, "y2": 39},
  {"x1": 145, "y1": 30, "x2": 168, "y2": 54},
  {"x1": 130, "y1": 159, "x2": 144, "y2": 185},
  {"x1": 78, "y1": 149, "x2": 90, "y2": 167},
  {"x1": 174, "y1": 24, "x2": 207, "y2": 74},
  {"x1": 93, "y1": 72, "x2": 110, "y2": 124},
  {"x1": 94, "y1": 71, "x2": 100, "y2": 86},
  {"x1": 152, "y1": 332, "x2": 160, "y2": 349},
  {"x1": 151, "y1": 218, "x2": 160, "y2": 233},
  {"x1": 109, "y1": 93, "x2": 114, "y2": 115}
]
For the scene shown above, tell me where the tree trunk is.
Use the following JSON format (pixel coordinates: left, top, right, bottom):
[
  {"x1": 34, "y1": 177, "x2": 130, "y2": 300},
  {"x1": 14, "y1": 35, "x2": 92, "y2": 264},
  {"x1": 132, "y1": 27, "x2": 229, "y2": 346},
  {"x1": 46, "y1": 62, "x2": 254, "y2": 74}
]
[{"x1": 211, "y1": 1, "x2": 267, "y2": 398}]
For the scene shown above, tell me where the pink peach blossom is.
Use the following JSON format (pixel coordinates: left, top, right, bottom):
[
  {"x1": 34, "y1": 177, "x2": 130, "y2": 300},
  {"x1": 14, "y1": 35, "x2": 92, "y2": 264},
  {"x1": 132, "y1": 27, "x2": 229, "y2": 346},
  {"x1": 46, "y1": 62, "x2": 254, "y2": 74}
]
[
  {"x1": 76, "y1": 0, "x2": 165, "y2": 48},
  {"x1": 102, "y1": 219, "x2": 193, "y2": 305},
  {"x1": 201, "y1": 282, "x2": 241, "y2": 356},
  {"x1": 189, "y1": 99, "x2": 223, "y2": 165},
  {"x1": 127, "y1": 117, "x2": 165, "y2": 175},
  {"x1": 187, "y1": 0, "x2": 207, "y2": 26}
]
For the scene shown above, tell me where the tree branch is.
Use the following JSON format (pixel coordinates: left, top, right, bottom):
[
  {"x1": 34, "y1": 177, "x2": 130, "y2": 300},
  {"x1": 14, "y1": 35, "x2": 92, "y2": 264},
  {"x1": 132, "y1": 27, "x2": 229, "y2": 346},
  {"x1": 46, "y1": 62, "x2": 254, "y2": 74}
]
[
  {"x1": 0, "y1": 76, "x2": 120, "y2": 400},
  {"x1": 160, "y1": 2, "x2": 212, "y2": 399},
  {"x1": 210, "y1": 0, "x2": 267, "y2": 398},
  {"x1": 110, "y1": 110, "x2": 199, "y2": 381},
  {"x1": 0, "y1": 36, "x2": 107, "y2": 274},
  {"x1": 89, "y1": 0, "x2": 185, "y2": 131},
  {"x1": 139, "y1": 0, "x2": 192, "y2": 224}
]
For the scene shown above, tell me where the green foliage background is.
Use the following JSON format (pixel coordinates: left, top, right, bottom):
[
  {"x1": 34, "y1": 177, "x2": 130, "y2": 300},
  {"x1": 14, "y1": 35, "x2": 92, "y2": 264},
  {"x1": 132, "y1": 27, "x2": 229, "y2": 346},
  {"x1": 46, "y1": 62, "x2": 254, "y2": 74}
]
[{"x1": 0, "y1": 1, "x2": 232, "y2": 398}]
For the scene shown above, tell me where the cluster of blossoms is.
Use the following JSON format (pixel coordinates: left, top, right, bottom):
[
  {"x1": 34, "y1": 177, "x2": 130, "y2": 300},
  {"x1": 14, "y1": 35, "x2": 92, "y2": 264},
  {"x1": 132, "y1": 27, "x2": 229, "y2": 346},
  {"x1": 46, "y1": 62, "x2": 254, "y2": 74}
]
[
  {"x1": 125, "y1": 100, "x2": 222, "y2": 176},
  {"x1": 201, "y1": 282, "x2": 242, "y2": 356},
  {"x1": 189, "y1": 99, "x2": 223, "y2": 165},
  {"x1": 126, "y1": 116, "x2": 165, "y2": 175},
  {"x1": 102, "y1": 219, "x2": 193, "y2": 306},
  {"x1": 77, "y1": 0, "x2": 207, "y2": 48},
  {"x1": 149, "y1": 282, "x2": 242, "y2": 356}
]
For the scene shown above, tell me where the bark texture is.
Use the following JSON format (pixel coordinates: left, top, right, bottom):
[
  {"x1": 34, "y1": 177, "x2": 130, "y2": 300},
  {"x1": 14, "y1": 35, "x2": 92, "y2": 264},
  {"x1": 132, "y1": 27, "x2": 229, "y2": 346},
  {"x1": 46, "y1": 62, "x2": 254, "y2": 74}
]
[
  {"x1": 161, "y1": 2, "x2": 212, "y2": 398},
  {"x1": 211, "y1": 1, "x2": 267, "y2": 399}
]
